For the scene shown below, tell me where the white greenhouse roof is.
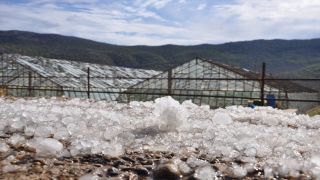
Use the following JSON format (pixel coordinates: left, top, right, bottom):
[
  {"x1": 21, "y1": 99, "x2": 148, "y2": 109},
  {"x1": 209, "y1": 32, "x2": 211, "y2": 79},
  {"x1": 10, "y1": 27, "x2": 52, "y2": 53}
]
[{"x1": 3, "y1": 54, "x2": 162, "y2": 88}]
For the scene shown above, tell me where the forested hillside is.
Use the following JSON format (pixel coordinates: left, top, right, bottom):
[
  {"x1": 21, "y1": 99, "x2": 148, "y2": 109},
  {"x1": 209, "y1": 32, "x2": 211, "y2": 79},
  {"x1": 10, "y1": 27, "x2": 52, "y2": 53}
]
[{"x1": 1, "y1": 30, "x2": 319, "y2": 89}]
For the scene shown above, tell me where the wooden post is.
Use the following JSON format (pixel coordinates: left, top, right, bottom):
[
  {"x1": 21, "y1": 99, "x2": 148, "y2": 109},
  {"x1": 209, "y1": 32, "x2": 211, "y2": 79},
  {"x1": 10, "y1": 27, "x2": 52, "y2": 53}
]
[
  {"x1": 29, "y1": 70, "x2": 32, "y2": 97},
  {"x1": 260, "y1": 62, "x2": 266, "y2": 106},
  {"x1": 87, "y1": 67, "x2": 90, "y2": 99},
  {"x1": 168, "y1": 69, "x2": 172, "y2": 96}
]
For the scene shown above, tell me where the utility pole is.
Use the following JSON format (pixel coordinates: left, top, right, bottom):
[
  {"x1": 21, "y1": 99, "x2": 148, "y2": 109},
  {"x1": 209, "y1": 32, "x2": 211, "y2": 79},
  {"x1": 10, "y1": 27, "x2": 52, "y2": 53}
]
[
  {"x1": 260, "y1": 62, "x2": 265, "y2": 106},
  {"x1": 87, "y1": 67, "x2": 90, "y2": 99}
]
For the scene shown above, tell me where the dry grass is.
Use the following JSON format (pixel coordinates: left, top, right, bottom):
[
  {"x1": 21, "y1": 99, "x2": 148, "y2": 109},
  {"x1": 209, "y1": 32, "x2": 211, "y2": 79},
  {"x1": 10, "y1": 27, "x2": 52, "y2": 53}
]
[{"x1": 306, "y1": 106, "x2": 320, "y2": 116}]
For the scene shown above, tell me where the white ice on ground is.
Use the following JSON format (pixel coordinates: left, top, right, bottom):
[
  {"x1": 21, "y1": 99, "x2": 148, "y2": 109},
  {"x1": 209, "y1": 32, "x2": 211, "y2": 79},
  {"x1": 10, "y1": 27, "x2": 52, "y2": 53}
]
[
  {"x1": 79, "y1": 173, "x2": 99, "y2": 180},
  {"x1": 27, "y1": 138, "x2": 63, "y2": 157},
  {"x1": 0, "y1": 142, "x2": 10, "y2": 152},
  {"x1": 194, "y1": 165, "x2": 216, "y2": 180},
  {"x1": 212, "y1": 112, "x2": 233, "y2": 125},
  {"x1": 153, "y1": 96, "x2": 187, "y2": 131},
  {"x1": 0, "y1": 96, "x2": 320, "y2": 178},
  {"x1": 8, "y1": 134, "x2": 25, "y2": 145}
]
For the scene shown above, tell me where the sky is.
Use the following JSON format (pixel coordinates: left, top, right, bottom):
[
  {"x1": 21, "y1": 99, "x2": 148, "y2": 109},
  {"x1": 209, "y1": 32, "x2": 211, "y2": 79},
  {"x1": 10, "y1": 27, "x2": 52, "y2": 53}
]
[{"x1": 0, "y1": 0, "x2": 319, "y2": 46}]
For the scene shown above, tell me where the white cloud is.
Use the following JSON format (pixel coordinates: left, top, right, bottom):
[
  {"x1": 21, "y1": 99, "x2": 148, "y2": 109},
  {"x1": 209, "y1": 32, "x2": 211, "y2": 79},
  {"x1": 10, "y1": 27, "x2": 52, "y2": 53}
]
[
  {"x1": 197, "y1": 3, "x2": 206, "y2": 10},
  {"x1": 153, "y1": 0, "x2": 172, "y2": 9},
  {"x1": 136, "y1": 0, "x2": 172, "y2": 9},
  {"x1": 0, "y1": 0, "x2": 319, "y2": 45}
]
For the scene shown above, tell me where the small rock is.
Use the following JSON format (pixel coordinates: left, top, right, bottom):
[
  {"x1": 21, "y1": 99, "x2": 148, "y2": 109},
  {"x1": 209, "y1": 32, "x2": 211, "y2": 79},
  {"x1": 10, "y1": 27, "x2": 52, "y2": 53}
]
[
  {"x1": 31, "y1": 164, "x2": 42, "y2": 173},
  {"x1": 121, "y1": 156, "x2": 136, "y2": 163},
  {"x1": 113, "y1": 159, "x2": 127, "y2": 167},
  {"x1": 143, "y1": 165, "x2": 155, "y2": 170},
  {"x1": 106, "y1": 167, "x2": 123, "y2": 177},
  {"x1": 23, "y1": 145, "x2": 36, "y2": 153},
  {"x1": 93, "y1": 164, "x2": 103, "y2": 167},
  {"x1": 155, "y1": 161, "x2": 181, "y2": 179},
  {"x1": 135, "y1": 156, "x2": 145, "y2": 161},
  {"x1": 34, "y1": 157, "x2": 47, "y2": 164},
  {"x1": 15, "y1": 151, "x2": 26, "y2": 160},
  {"x1": 135, "y1": 166, "x2": 149, "y2": 176},
  {"x1": 90, "y1": 156, "x2": 111, "y2": 165},
  {"x1": 141, "y1": 159, "x2": 154, "y2": 165},
  {"x1": 54, "y1": 161, "x2": 65, "y2": 166},
  {"x1": 215, "y1": 163, "x2": 234, "y2": 175},
  {"x1": 49, "y1": 167, "x2": 61, "y2": 175}
]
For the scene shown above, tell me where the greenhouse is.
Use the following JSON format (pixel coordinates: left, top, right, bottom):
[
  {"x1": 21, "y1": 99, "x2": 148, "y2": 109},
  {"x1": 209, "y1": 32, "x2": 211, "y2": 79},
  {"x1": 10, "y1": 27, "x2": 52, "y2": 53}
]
[
  {"x1": 1, "y1": 54, "x2": 318, "y2": 113},
  {"x1": 0, "y1": 54, "x2": 161, "y2": 101},
  {"x1": 126, "y1": 58, "x2": 319, "y2": 113}
]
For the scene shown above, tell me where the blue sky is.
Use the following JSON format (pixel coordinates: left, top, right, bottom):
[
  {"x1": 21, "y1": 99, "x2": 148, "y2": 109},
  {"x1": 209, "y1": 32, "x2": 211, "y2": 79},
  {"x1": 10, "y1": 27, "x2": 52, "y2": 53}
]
[{"x1": 0, "y1": 0, "x2": 319, "y2": 45}]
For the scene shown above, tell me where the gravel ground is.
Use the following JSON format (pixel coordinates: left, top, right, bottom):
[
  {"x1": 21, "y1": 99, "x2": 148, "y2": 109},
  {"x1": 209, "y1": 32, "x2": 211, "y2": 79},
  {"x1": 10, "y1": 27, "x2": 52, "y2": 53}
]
[
  {"x1": 0, "y1": 96, "x2": 317, "y2": 179},
  {"x1": 0, "y1": 134, "x2": 315, "y2": 180}
]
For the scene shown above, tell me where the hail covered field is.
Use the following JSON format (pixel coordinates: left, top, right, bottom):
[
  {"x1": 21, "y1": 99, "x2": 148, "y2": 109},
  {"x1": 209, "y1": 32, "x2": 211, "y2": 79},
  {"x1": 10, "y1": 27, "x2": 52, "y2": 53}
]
[{"x1": 0, "y1": 96, "x2": 320, "y2": 179}]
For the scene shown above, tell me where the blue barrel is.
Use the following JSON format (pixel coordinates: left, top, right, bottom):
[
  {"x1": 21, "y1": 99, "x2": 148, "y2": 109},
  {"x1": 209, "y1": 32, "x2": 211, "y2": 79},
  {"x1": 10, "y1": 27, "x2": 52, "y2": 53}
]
[{"x1": 266, "y1": 94, "x2": 276, "y2": 108}]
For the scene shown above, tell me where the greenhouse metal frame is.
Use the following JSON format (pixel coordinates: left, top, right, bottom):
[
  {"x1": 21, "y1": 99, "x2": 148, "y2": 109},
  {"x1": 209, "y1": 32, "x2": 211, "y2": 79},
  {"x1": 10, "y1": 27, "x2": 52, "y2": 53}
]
[
  {"x1": 126, "y1": 58, "x2": 319, "y2": 113},
  {"x1": 1, "y1": 54, "x2": 319, "y2": 113}
]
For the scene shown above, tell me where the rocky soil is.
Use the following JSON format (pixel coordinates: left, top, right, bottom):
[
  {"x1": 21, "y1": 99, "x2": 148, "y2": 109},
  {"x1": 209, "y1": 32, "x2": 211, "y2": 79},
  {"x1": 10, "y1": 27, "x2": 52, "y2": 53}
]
[{"x1": 0, "y1": 134, "x2": 314, "y2": 180}]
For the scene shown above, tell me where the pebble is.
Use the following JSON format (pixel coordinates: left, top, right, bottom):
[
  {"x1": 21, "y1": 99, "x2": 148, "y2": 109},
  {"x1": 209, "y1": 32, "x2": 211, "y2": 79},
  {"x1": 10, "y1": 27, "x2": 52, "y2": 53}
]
[
  {"x1": 121, "y1": 156, "x2": 136, "y2": 163},
  {"x1": 135, "y1": 166, "x2": 149, "y2": 176},
  {"x1": 106, "y1": 167, "x2": 123, "y2": 177},
  {"x1": 54, "y1": 161, "x2": 65, "y2": 166},
  {"x1": 113, "y1": 159, "x2": 127, "y2": 167},
  {"x1": 31, "y1": 164, "x2": 43, "y2": 173},
  {"x1": 154, "y1": 161, "x2": 181, "y2": 179}
]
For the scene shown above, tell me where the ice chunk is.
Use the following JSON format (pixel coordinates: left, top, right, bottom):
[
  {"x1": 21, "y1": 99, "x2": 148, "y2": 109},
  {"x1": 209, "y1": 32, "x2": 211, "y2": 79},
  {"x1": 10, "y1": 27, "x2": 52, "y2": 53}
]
[
  {"x1": 27, "y1": 105, "x2": 37, "y2": 112},
  {"x1": 264, "y1": 166, "x2": 274, "y2": 178},
  {"x1": 46, "y1": 113, "x2": 59, "y2": 122},
  {"x1": 0, "y1": 142, "x2": 9, "y2": 152},
  {"x1": 233, "y1": 165, "x2": 247, "y2": 177},
  {"x1": 102, "y1": 139, "x2": 123, "y2": 157},
  {"x1": 11, "y1": 117, "x2": 26, "y2": 131},
  {"x1": 8, "y1": 134, "x2": 25, "y2": 145},
  {"x1": 194, "y1": 165, "x2": 216, "y2": 180},
  {"x1": 244, "y1": 147, "x2": 257, "y2": 157},
  {"x1": 153, "y1": 96, "x2": 187, "y2": 131},
  {"x1": 2, "y1": 164, "x2": 20, "y2": 173},
  {"x1": 79, "y1": 173, "x2": 99, "y2": 180},
  {"x1": 153, "y1": 96, "x2": 180, "y2": 116},
  {"x1": 34, "y1": 126, "x2": 51, "y2": 137},
  {"x1": 277, "y1": 165, "x2": 289, "y2": 176},
  {"x1": 91, "y1": 146, "x2": 102, "y2": 154},
  {"x1": 60, "y1": 149, "x2": 71, "y2": 157},
  {"x1": 54, "y1": 129, "x2": 70, "y2": 140},
  {"x1": 178, "y1": 161, "x2": 191, "y2": 175},
  {"x1": 311, "y1": 153, "x2": 320, "y2": 167},
  {"x1": 263, "y1": 116, "x2": 278, "y2": 126},
  {"x1": 24, "y1": 125, "x2": 36, "y2": 136},
  {"x1": 256, "y1": 146, "x2": 272, "y2": 157},
  {"x1": 200, "y1": 105, "x2": 210, "y2": 112},
  {"x1": 212, "y1": 112, "x2": 233, "y2": 125},
  {"x1": 243, "y1": 163, "x2": 255, "y2": 173},
  {"x1": 0, "y1": 121, "x2": 7, "y2": 131},
  {"x1": 311, "y1": 167, "x2": 320, "y2": 180},
  {"x1": 186, "y1": 156, "x2": 208, "y2": 168},
  {"x1": 70, "y1": 148, "x2": 79, "y2": 156},
  {"x1": 158, "y1": 105, "x2": 186, "y2": 131},
  {"x1": 61, "y1": 116, "x2": 75, "y2": 124},
  {"x1": 104, "y1": 126, "x2": 121, "y2": 140},
  {"x1": 182, "y1": 100, "x2": 198, "y2": 109},
  {"x1": 35, "y1": 138, "x2": 63, "y2": 157}
]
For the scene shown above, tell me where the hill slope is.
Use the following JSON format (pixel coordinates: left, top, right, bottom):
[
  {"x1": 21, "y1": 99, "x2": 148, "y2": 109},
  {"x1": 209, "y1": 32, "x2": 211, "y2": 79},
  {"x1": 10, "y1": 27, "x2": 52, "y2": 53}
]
[{"x1": 0, "y1": 30, "x2": 319, "y2": 89}]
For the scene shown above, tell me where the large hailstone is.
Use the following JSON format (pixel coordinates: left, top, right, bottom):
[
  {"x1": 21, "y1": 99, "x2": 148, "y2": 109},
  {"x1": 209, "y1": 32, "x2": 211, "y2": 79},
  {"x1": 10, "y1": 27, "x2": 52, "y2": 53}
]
[{"x1": 153, "y1": 96, "x2": 187, "y2": 132}]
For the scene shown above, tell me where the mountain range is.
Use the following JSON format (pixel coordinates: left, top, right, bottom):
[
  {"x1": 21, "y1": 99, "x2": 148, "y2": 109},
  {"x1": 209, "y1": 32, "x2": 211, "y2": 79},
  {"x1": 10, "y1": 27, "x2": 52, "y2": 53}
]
[{"x1": 0, "y1": 30, "x2": 319, "y2": 89}]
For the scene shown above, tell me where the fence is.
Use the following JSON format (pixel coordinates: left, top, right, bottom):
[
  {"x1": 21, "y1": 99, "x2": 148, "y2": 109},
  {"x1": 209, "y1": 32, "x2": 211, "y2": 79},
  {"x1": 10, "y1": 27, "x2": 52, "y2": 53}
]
[{"x1": 1, "y1": 63, "x2": 320, "y2": 113}]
